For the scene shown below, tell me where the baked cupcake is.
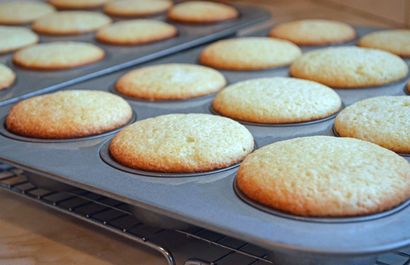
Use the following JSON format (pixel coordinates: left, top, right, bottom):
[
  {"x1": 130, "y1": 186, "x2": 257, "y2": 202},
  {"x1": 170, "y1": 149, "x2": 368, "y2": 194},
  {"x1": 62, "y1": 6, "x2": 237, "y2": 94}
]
[
  {"x1": 270, "y1": 19, "x2": 356, "y2": 46},
  {"x1": 13, "y1": 42, "x2": 104, "y2": 70},
  {"x1": 96, "y1": 20, "x2": 177, "y2": 45},
  {"x1": 104, "y1": 0, "x2": 173, "y2": 17},
  {"x1": 359, "y1": 29, "x2": 410, "y2": 57},
  {"x1": 116, "y1": 63, "x2": 226, "y2": 100},
  {"x1": 168, "y1": 1, "x2": 238, "y2": 24},
  {"x1": 213, "y1": 77, "x2": 341, "y2": 123},
  {"x1": 237, "y1": 136, "x2": 410, "y2": 217},
  {"x1": 334, "y1": 96, "x2": 410, "y2": 153},
  {"x1": 290, "y1": 46, "x2": 408, "y2": 88},
  {"x1": 109, "y1": 113, "x2": 254, "y2": 173},
  {"x1": 0, "y1": 1, "x2": 55, "y2": 25},
  {"x1": 48, "y1": 0, "x2": 109, "y2": 10},
  {"x1": 200, "y1": 37, "x2": 302, "y2": 71},
  {"x1": 6, "y1": 90, "x2": 133, "y2": 139},
  {"x1": 0, "y1": 26, "x2": 38, "y2": 54},
  {"x1": 0, "y1": 64, "x2": 15, "y2": 91},
  {"x1": 32, "y1": 11, "x2": 111, "y2": 35}
]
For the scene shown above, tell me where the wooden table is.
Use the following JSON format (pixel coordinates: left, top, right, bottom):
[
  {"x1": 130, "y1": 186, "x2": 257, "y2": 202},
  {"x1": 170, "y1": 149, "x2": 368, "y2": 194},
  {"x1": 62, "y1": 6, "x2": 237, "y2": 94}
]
[
  {"x1": 0, "y1": 1, "x2": 395, "y2": 264},
  {"x1": 0, "y1": 191, "x2": 163, "y2": 265}
]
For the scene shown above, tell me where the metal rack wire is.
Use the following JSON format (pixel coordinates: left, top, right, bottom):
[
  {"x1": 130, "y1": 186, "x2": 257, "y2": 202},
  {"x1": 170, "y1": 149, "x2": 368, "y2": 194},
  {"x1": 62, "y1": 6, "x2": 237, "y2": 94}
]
[
  {"x1": 0, "y1": 167, "x2": 409, "y2": 265},
  {"x1": 0, "y1": 167, "x2": 272, "y2": 265}
]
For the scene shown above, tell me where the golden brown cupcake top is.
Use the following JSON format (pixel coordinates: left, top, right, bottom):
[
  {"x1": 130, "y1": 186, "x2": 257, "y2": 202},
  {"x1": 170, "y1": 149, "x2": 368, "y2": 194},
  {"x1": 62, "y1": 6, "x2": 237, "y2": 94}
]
[
  {"x1": 13, "y1": 42, "x2": 105, "y2": 70},
  {"x1": 0, "y1": 64, "x2": 15, "y2": 91},
  {"x1": 116, "y1": 63, "x2": 226, "y2": 100},
  {"x1": 290, "y1": 46, "x2": 408, "y2": 88},
  {"x1": 335, "y1": 96, "x2": 410, "y2": 153},
  {"x1": 237, "y1": 136, "x2": 410, "y2": 217},
  {"x1": 0, "y1": 1, "x2": 55, "y2": 25},
  {"x1": 213, "y1": 77, "x2": 341, "y2": 123},
  {"x1": 109, "y1": 113, "x2": 254, "y2": 173},
  {"x1": 168, "y1": 1, "x2": 238, "y2": 24},
  {"x1": 104, "y1": 0, "x2": 173, "y2": 17},
  {"x1": 0, "y1": 26, "x2": 38, "y2": 54},
  {"x1": 270, "y1": 19, "x2": 356, "y2": 46},
  {"x1": 359, "y1": 29, "x2": 410, "y2": 57},
  {"x1": 200, "y1": 37, "x2": 302, "y2": 71},
  {"x1": 6, "y1": 90, "x2": 133, "y2": 139}
]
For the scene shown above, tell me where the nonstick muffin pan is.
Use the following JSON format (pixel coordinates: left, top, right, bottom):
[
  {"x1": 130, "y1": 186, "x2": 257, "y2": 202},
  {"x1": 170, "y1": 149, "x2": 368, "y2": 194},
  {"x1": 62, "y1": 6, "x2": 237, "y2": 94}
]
[
  {"x1": 0, "y1": 26, "x2": 409, "y2": 265},
  {"x1": 0, "y1": 3, "x2": 270, "y2": 106}
]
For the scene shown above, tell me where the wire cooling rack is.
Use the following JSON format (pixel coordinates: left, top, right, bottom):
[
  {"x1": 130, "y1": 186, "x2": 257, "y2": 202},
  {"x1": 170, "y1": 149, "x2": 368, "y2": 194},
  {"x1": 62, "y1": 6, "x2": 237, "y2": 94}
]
[{"x1": 0, "y1": 166, "x2": 409, "y2": 265}]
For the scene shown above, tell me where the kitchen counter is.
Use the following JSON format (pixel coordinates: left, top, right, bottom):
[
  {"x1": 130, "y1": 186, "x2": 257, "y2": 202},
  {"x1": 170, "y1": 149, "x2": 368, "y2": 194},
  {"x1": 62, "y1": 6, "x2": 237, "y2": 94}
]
[
  {"x1": 0, "y1": 190, "x2": 162, "y2": 265},
  {"x1": 0, "y1": 1, "x2": 398, "y2": 264}
]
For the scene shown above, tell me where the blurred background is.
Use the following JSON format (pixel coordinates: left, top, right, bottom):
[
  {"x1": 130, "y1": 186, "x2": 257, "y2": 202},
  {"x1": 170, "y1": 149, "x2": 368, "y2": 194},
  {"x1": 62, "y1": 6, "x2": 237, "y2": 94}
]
[{"x1": 228, "y1": 0, "x2": 410, "y2": 27}]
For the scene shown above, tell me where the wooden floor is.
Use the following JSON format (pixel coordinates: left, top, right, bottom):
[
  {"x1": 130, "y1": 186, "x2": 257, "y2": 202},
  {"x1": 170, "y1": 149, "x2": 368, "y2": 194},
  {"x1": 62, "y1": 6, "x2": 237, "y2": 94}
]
[{"x1": 0, "y1": 1, "x2": 400, "y2": 264}]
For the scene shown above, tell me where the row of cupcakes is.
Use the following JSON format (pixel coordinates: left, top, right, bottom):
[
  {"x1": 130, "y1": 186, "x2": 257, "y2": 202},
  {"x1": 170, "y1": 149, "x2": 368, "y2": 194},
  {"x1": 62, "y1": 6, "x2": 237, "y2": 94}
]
[{"x1": 3, "y1": 88, "x2": 410, "y2": 219}]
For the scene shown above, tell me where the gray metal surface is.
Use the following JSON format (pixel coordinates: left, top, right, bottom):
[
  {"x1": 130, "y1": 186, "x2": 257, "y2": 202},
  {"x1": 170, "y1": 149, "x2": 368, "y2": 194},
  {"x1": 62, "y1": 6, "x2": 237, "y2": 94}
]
[
  {"x1": 0, "y1": 4, "x2": 270, "y2": 106},
  {"x1": 0, "y1": 26, "x2": 409, "y2": 263}
]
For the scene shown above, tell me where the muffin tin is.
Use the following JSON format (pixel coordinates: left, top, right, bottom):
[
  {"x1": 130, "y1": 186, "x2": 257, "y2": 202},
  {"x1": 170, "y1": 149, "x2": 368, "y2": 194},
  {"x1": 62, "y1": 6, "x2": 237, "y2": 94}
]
[
  {"x1": 0, "y1": 26, "x2": 409, "y2": 265},
  {"x1": 0, "y1": 2, "x2": 269, "y2": 106}
]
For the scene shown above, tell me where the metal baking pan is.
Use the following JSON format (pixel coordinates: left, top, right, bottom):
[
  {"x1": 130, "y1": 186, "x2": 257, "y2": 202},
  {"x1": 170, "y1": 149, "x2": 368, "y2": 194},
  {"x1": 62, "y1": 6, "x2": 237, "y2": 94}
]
[
  {"x1": 0, "y1": 26, "x2": 409, "y2": 265},
  {"x1": 0, "y1": 3, "x2": 270, "y2": 106}
]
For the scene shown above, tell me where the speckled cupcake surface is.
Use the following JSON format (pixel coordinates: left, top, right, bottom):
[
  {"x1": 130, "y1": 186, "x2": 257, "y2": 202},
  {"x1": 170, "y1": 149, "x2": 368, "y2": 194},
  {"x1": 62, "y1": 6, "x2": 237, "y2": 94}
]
[
  {"x1": 104, "y1": 0, "x2": 173, "y2": 17},
  {"x1": 0, "y1": 26, "x2": 38, "y2": 54},
  {"x1": 13, "y1": 42, "x2": 104, "y2": 70},
  {"x1": 270, "y1": 19, "x2": 356, "y2": 45},
  {"x1": 359, "y1": 29, "x2": 410, "y2": 57},
  {"x1": 32, "y1": 11, "x2": 111, "y2": 35},
  {"x1": 213, "y1": 77, "x2": 341, "y2": 123},
  {"x1": 290, "y1": 46, "x2": 408, "y2": 88},
  {"x1": 109, "y1": 113, "x2": 254, "y2": 173},
  {"x1": 335, "y1": 96, "x2": 410, "y2": 153},
  {"x1": 168, "y1": 1, "x2": 238, "y2": 24},
  {"x1": 200, "y1": 37, "x2": 302, "y2": 71},
  {"x1": 96, "y1": 19, "x2": 177, "y2": 45},
  {"x1": 48, "y1": 0, "x2": 109, "y2": 9},
  {"x1": 237, "y1": 136, "x2": 410, "y2": 217},
  {"x1": 116, "y1": 63, "x2": 226, "y2": 100},
  {"x1": 0, "y1": 64, "x2": 15, "y2": 91},
  {"x1": 6, "y1": 90, "x2": 133, "y2": 139},
  {"x1": 0, "y1": 1, "x2": 55, "y2": 25}
]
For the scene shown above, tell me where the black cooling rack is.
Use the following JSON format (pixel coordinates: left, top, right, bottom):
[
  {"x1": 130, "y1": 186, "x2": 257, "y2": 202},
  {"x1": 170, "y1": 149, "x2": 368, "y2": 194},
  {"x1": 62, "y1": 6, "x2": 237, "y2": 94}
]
[{"x1": 0, "y1": 166, "x2": 408, "y2": 265}]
